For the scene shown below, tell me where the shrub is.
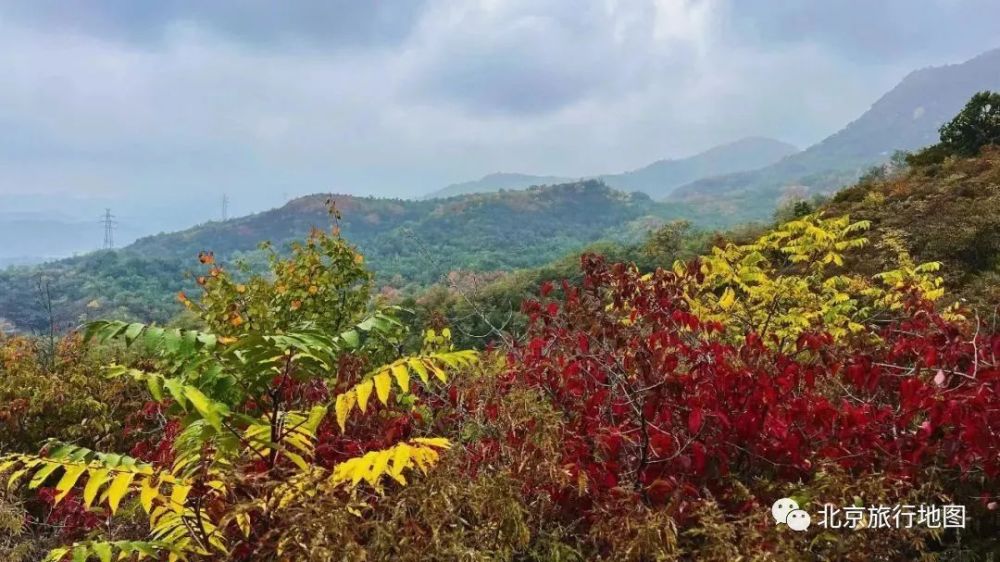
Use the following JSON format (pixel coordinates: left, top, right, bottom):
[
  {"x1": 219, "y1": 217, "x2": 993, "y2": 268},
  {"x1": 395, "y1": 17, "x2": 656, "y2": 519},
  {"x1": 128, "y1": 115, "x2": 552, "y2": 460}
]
[
  {"x1": 487, "y1": 217, "x2": 999, "y2": 558},
  {"x1": 939, "y1": 91, "x2": 1000, "y2": 157},
  {"x1": 1, "y1": 228, "x2": 478, "y2": 561}
]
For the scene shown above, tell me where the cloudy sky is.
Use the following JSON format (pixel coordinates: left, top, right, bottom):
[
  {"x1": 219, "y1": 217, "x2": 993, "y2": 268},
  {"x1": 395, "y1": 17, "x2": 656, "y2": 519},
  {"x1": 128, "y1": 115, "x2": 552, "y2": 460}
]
[{"x1": 1, "y1": 0, "x2": 998, "y2": 224}]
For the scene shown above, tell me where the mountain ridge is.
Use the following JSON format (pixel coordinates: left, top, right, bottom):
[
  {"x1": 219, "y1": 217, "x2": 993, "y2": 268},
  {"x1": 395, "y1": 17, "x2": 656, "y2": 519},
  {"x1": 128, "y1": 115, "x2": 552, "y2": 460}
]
[
  {"x1": 668, "y1": 48, "x2": 1000, "y2": 221},
  {"x1": 599, "y1": 136, "x2": 798, "y2": 198},
  {"x1": 423, "y1": 136, "x2": 797, "y2": 199}
]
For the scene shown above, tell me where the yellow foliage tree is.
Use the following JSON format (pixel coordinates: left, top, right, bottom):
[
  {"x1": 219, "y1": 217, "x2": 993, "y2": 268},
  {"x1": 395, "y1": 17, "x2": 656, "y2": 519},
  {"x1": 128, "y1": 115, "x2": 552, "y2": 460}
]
[
  {"x1": 0, "y1": 228, "x2": 478, "y2": 562},
  {"x1": 674, "y1": 213, "x2": 945, "y2": 348}
]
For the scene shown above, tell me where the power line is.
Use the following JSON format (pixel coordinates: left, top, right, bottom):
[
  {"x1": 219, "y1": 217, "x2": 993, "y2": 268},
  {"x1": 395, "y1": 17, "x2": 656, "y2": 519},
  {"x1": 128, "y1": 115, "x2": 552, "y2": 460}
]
[
  {"x1": 100, "y1": 208, "x2": 117, "y2": 249},
  {"x1": 222, "y1": 194, "x2": 230, "y2": 221}
]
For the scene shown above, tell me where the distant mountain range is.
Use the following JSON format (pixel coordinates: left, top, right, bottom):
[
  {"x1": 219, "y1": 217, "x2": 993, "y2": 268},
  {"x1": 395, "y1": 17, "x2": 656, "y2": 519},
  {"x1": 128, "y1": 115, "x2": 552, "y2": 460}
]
[
  {"x1": 1, "y1": 181, "x2": 681, "y2": 332},
  {"x1": 668, "y1": 48, "x2": 1000, "y2": 222},
  {"x1": 424, "y1": 136, "x2": 798, "y2": 199},
  {"x1": 599, "y1": 137, "x2": 798, "y2": 198},
  {"x1": 427, "y1": 48, "x2": 1000, "y2": 224},
  {"x1": 5, "y1": 48, "x2": 1000, "y2": 333}
]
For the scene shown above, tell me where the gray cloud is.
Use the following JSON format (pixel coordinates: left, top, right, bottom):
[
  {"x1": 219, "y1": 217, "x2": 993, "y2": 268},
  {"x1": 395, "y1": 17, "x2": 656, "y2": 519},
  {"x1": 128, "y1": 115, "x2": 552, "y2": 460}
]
[
  {"x1": 1, "y1": 0, "x2": 428, "y2": 49},
  {"x1": 0, "y1": 0, "x2": 998, "y2": 233},
  {"x1": 725, "y1": 0, "x2": 1000, "y2": 63}
]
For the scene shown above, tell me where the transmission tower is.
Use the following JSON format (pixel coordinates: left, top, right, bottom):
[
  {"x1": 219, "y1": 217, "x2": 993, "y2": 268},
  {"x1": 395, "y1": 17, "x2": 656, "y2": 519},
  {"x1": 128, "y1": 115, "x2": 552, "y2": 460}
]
[
  {"x1": 222, "y1": 194, "x2": 230, "y2": 221},
  {"x1": 100, "y1": 208, "x2": 117, "y2": 249}
]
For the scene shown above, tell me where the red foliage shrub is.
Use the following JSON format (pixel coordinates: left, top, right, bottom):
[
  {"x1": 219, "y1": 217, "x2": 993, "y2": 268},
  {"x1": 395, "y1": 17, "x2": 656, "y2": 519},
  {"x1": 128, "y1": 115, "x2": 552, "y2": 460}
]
[{"x1": 497, "y1": 254, "x2": 1000, "y2": 522}]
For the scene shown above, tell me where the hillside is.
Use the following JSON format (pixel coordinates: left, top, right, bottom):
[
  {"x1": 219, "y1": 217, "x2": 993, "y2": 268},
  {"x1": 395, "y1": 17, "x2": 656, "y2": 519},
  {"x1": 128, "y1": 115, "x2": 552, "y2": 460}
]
[
  {"x1": 454, "y1": 153, "x2": 1000, "y2": 351},
  {"x1": 671, "y1": 48, "x2": 1000, "y2": 222},
  {"x1": 823, "y1": 146, "x2": 1000, "y2": 307},
  {"x1": 423, "y1": 137, "x2": 796, "y2": 199},
  {"x1": 0, "y1": 181, "x2": 675, "y2": 332}
]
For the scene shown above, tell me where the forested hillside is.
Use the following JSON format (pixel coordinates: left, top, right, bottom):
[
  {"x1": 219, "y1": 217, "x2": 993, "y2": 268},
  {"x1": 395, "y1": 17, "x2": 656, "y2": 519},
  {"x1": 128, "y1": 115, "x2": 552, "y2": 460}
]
[
  {"x1": 405, "y1": 103, "x2": 1000, "y2": 350},
  {"x1": 0, "y1": 181, "x2": 677, "y2": 333}
]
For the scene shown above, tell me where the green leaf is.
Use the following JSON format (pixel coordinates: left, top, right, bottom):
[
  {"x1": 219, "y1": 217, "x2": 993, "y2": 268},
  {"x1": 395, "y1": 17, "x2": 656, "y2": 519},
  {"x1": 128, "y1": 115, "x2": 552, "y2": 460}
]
[
  {"x1": 124, "y1": 323, "x2": 146, "y2": 345},
  {"x1": 341, "y1": 329, "x2": 360, "y2": 348},
  {"x1": 184, "y1": 386, "x2": 228, "y2": 431},
  {"x1": 92, "y1": 542, "x2": 113, "y2": 562}
]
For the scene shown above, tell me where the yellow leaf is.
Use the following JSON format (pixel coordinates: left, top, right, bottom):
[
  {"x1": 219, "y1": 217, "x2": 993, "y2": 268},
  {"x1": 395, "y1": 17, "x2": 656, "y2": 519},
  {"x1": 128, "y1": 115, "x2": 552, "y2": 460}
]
[
  {"x1": 429, "y1": 361, "x2": 448, "y2": 383},
  {"x1": 390, "y1": 445, "x2": 411, "y2": 478},
  {"x1": 410, "y1": 437, "x2": 451, "y2": 449},
  {"x1": 43, "y1": 548, "x2": 70, "y2": 562},
  {"x1": 284, "y1": 451, "x2": 310, "y2": 471},
  {"x1": 53, "y1": 464, "x2": 87, "y2": 504},
  {"x1": 719, "y1": 287, "x2": 736, "y2": 310},
  {"x1": 106, "y1": 471, "x2": 135, "y2": 515},
  {"x1": 170, "y1": 484, "x2": 191, "y2": 514},
  {"x1": 83, "y1": 468, "x2": 109, "y2": 509},
  {"x1": 374, "y1": 371, "x2": 392, "y2": 405},
  {"x1": 335, "y1": 391, "x2": 357, "y2": 432},
  {"x1": 29, "y1": 461, "x2": 61, "y2": 489},
  {"x1": 236, "y1": 513, "x2": 251, "y2": 538},
  {"x1": 351, "y1": 454, "x2": 374, "y2": 486},
  {"x1": 140, "y1": 476, "x2": 159, "y2": 512},
  {"x1": 391, "y1": 363, "x2": 410, "y2": 393},
  {"x1": 355, "y1": 380, "x2": 374, "y2": 413},
  {"x1": 368, "y1": 449, "x2": 392, "y2": 485},
  {"x1": 408, "y1": 358, "x2": 430, "y2": 384}
]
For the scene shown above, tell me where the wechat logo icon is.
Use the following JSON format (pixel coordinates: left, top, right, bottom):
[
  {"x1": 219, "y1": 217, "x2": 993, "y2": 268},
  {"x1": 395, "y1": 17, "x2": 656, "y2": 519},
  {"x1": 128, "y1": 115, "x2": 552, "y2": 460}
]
[{"x1": 772, "y1": 498, "x2": 811, "y2": 531}]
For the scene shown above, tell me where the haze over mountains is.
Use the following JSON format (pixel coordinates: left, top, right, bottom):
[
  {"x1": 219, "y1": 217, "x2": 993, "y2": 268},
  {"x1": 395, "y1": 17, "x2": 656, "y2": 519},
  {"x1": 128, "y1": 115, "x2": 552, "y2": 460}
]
[
  {"x1": 668, "y1": 48, "x2": 1000, "y2": 221},
  {"x1": 598, "y1": 137, "x2": 798, "y2": 199},
  {"x1": 424, "y1": 137, "x2": 798, "y2": 200},
  {"x1": 420, "y1": 47, "x2": 1000, "y2": 225},
  {"x1": 4, "y1": 46, "x2": 1000, "y2": 333},
  {"x1": 4, "y1": 48, "x2": 999, "y2": 265}
]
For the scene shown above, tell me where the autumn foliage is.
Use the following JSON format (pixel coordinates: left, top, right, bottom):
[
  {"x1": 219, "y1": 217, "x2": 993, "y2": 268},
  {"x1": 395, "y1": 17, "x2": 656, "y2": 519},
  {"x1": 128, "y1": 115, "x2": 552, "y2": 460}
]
[{"x1": 2, "y1": 211, "x2": 999, "y2": 561}]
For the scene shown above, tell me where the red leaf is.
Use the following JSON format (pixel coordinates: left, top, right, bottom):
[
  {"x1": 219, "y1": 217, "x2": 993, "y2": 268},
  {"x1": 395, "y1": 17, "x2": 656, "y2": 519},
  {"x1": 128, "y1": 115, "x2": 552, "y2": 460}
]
[
  {"x1": 540, "y1": 280, "x2": 554, "y2": 297},
  {"x1": 688, "y1": 408, "x2": 704, "y2": 435}
]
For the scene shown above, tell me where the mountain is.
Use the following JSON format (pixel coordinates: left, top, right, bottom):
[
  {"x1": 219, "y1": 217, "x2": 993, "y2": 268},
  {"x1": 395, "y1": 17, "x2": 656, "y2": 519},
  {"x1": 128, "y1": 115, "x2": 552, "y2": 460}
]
[
  {"x1": 669, "y1": 48, "x2": 1000, "y2": 223},
  {"x1": 0, "y1": 181, "x2": 678, "y2": 333},
  {"x1": 599, "y1": 137, "x2": 798, "y2": 198},
  {"x1": 424, "y1": 172, "x2": 574, "y2": 199},
  {"x1": 424, "y1": 137, "x2": 797, "y2": 200},
  {"x1": 129, "y1": 180, "x2": 671, "y2": 280}
]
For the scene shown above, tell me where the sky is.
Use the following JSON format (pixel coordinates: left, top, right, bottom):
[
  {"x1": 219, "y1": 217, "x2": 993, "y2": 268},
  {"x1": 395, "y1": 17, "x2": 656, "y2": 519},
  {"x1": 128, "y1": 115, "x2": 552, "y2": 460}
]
[{"x1": 0, "y1": 0, "x2": 998, "y2": 228}]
